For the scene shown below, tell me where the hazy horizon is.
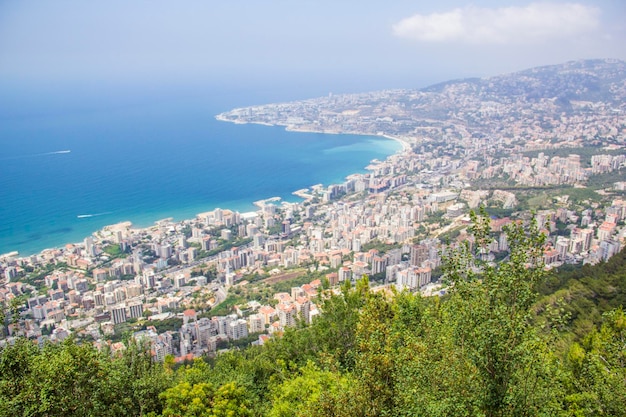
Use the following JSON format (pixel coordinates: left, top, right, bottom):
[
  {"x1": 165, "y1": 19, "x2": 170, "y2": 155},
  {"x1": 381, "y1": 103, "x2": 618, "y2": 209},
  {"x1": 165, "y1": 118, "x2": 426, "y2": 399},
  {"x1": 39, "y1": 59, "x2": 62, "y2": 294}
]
[{"x1": 1, "y1": 1, "x2": 624, "y2": 98}]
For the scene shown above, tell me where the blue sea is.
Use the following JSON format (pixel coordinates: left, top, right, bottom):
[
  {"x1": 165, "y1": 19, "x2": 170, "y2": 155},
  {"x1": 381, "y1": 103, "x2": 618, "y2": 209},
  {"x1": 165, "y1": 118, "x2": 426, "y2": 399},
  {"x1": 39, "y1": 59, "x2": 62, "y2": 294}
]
[{"x1": 0, "y1": 84, "x2": 400, "y2": 256}]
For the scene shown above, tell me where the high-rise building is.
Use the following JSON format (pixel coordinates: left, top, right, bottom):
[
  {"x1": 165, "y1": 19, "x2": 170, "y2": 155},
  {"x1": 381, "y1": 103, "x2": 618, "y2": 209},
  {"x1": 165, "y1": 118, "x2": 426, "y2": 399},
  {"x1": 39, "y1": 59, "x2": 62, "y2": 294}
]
[
  {"x1": 127, "y1": 301, "x2": 144, "y2": 319},
  {"x1": 84, "y1": 236, "x2": 96, "y2": 257},
  {"x1": 228, "y1": 319, "x2": 248, "y2": 340},
  {"x1": 159, "y1": 244, "x2": 172, "y2": 259},
  {"x1": 410, "y1": 244, "x2": 428, "y2": 266},
  {"x1": 248, "y1": 314, "x2": 264, "y2": 334},
  {"x1": 111, "y1": 305, "x2": 127, "y2": 324}
]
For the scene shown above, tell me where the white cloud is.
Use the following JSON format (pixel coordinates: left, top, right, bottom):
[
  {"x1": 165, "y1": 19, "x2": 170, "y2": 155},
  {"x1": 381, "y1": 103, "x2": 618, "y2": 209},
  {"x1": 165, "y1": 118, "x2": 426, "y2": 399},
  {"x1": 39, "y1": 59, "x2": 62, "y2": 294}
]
[{"x1": 392, "y1": 3, "x2": 600, "y2": 44}]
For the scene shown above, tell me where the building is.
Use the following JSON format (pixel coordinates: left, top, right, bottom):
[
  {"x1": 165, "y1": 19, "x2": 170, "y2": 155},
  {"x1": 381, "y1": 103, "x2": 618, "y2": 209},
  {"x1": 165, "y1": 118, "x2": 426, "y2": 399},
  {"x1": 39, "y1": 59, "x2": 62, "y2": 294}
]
[
  {"x1": 277, "y1": 303, "x2": 297, "y2": 328},
  {"x1": 248, "y1": 314, "x2": 264, "y2": 333},
  {"x1": 111, "y1": 305, "x2": 127, "y2": 325},
  {"x1": 227, "y1": 319, "x2": 249, "y2": 340},
  {"x1": 127, "y1": 301, "x2": 144, "y2": 319}
]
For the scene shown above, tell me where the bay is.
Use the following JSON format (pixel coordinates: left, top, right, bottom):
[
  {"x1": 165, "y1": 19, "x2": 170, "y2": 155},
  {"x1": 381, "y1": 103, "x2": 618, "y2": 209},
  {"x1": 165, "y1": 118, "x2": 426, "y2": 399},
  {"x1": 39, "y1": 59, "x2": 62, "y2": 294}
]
[{"x1": 0, "y1": 86, "x2": 400, "y2": 256}]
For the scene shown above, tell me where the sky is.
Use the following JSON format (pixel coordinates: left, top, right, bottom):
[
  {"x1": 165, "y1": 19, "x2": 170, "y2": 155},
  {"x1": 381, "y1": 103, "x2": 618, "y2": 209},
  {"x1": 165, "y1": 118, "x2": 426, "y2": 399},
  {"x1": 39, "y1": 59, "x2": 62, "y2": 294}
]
[{"x1": 0, "y1": 0, "x2": 624, "y2": 95}]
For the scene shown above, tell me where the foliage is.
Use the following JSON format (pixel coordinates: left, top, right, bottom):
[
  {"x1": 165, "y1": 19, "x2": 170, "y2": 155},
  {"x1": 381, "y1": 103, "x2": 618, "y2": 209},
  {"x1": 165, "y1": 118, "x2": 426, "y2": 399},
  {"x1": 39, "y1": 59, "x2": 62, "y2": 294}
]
[
  {"x1": 359, "y1": 239, "x2": 401, "y2": 254},
  {"x1": 0, "y1": 338, "x2": 170, "y2": 417},
  {"x1": 208, "y1": 293, "x2": 247, "y2": 317},
  {"x1": 145, "y1": 317, "x2": 183, "y2": 334},
  {"x1": 536, "y1": 248, "x2": 626, "y2": 343},
  {"x1": 102, "y1": 244, "x2": 128, "y2": 258},
  {"x1": 267, "y1": 361, "x2": 350, "y2": 417}
]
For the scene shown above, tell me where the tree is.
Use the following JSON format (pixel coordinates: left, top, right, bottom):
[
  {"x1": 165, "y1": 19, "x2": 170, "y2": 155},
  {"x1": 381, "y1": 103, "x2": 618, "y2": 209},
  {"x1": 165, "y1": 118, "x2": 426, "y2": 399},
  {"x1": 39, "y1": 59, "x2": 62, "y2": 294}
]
[
  {"x1": 268, "y1": 361, "x2": 350, "y2": 417},
  {"x1": 3, "y1": 338, "x2": 115, "y2": 417},
  {"x1": 160, "y1": 382, "x2": 215, "y2": 417},
  {"x1": 93, "y1": 339, "x2": 172, "y2": 417},
  {"x1": 307, "y1": 277, "x2": 368, "y2": 370},
  {"x1": 210, "y1": 382, "x2": 253, "y2": 417},
  {"x1": 160, "y1": 380, "x2": 252, "y2": 417},
  {"x1": 353, "y1": 291, "x2": 396, "y2": 416},
  {"x1": 439, "y1": 209, "x2": 563, "y2": 416},
  {"x1": 564, "y1": 309, "x2": 626, "y2": 416},
  {"x1": 0, "y1": 338, "x2": 39, "y2": 416}
]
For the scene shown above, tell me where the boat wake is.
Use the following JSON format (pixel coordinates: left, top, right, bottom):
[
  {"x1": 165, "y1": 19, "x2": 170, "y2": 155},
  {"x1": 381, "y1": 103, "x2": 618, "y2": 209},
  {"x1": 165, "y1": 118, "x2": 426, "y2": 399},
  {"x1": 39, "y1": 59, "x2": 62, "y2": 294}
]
[
  {"x1": 44, "y1": 150, "x2": 71, "y2": 155},
  {"x1": 77, "y1": 211, "x2": 112, "y2": 219},
  {"x1": 0, "y1": 150, "x2": 71, "y2": 161}
]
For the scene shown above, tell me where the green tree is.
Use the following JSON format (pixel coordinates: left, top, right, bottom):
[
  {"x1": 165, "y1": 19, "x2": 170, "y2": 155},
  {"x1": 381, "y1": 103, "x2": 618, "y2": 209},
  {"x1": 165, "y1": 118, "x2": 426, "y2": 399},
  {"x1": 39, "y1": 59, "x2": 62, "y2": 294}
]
[
  {"x1": 210, "y1": 382, "x2": 253, "y2": 417},
  {"x1": 440, "y1": 210, "x2": 563, "y2": 416},
  {"x1": 7, "y1": 338, "x2": 114, "y2": 417},
  {"x1": 0, "y1": 338, "x2": 39, "y2": 416},
  {"x1": 394, "y1": 296, "x2": 483, "y2": 417},
  {"x1": 160, "y1": 380, "x2": 252, "y2": 417},
  {"x1": 564, "y1": 309, "x2": 626, "y2": 416},
  {"x1": 353, "y1": 291, "x2": 396, "y2": 416},
  {"x1": 268, "y1": 361, "x2": 349, "y2": 417},
  {"x1": 111, "y1": 340, "x2": 172, "y2": 417},
  {"x1": 308, "y1": 278, "x2": 368, "y2": 370},
  {"x1": 160, "y1": 381, "x2": 215, "y2": 417}
]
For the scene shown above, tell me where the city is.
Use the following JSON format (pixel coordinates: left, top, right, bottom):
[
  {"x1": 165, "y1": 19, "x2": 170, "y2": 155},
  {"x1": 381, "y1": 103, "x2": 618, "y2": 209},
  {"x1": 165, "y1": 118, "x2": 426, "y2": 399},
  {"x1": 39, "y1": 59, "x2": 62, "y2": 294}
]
[{"x1": 1, "y1": 59, "x2": 625, "y2": 364}]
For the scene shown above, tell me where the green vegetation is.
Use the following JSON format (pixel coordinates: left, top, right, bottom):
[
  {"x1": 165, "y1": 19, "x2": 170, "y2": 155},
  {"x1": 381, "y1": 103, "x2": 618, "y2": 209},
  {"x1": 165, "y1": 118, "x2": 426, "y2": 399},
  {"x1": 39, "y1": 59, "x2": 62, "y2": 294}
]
[
  {"x1": 587, "y1": 167, "x2": 626, "y2": 189},
  {"x1": 536, "y1": 249, "x2": 626, "y2": 343},
  {"x1": 206, "y1": 237, "x2": 253, "y2": 257},
  {"x1": 102, "y1": 244, "x2": 127, "y2": 258},
  {"x1": 147, "y1": 317, "x2": 184, "y2": 334},
  {"x1": 0, "y1": 339, "x2": 170, "y2": 417},
  {"x1": 525, "y1": 191, "x2": 552, "y2": 209},
  {"x1": 267, "y1": 274, "x2": 312, "y2": 294},
  {"x1": 20, "y1": 262, "x2": 68, "y2": 290},
  {"x1": 208, "y1": 293, "x2": 247, "y2": 317},
  {"x1": 2, "y1": 212, "x2": 626, "y2": 416},
  {"x1": 437, "y1": 225, "x2": 464, "y2": 242},
  {"x1": 359, "y1": 239, "x2": 401, "y2": 254},
  {"x1": 483, "y1": 207, "x2": 515, "y2": 218}
]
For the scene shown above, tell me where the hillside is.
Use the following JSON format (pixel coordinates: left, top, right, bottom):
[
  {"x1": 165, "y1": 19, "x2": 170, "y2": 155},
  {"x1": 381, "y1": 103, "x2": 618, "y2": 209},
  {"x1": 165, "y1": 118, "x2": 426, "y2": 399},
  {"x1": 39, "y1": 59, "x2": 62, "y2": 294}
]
[
  {"x1": 1, "y1": 218, "x2": 626, "y2": 417},
  {"x1": 424, "y1": 59, "x2": 626, "y2": 106},
  {"x1": 217, "y1": 59, "x2": 626, "y2": 148}
]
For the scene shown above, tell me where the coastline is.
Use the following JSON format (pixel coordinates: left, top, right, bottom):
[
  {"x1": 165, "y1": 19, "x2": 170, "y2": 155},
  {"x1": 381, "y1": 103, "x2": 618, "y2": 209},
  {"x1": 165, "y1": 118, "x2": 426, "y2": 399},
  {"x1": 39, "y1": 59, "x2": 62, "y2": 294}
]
[
  {"x1": 287, "y1": 126, "x2": 412, "y2": 154},
  {"x1": 3, "y1": 117, "x2": 405, "y2": 260},
  {"x1": 378, "y1": 133, "x2": 411, "y2": 153},
  {"x1": 216, "y1": 113, "x2": 412, "y2": 156}
]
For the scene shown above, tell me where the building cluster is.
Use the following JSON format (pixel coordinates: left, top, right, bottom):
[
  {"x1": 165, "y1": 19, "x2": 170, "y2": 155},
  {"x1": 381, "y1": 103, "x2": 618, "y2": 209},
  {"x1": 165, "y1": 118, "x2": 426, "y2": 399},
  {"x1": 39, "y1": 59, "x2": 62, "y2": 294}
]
[
  {"x1": 4, "y1": 140, "x2": 625, "y2": 357},
  {"x1": 476, "y1": 152, "x2": 626, "y2": 186},
  {"x1": 540, "y1": 199, "x2": 626, "y2": 266},
  {"x1": 131, "y1": 276, "x2": 322, "y2": 361},
  {"x1": 2, "y1": 59, "x2": 626, "y2": 358},
  {"x1": 2, "y1": 131, "x2": 626, "y2": 356}
]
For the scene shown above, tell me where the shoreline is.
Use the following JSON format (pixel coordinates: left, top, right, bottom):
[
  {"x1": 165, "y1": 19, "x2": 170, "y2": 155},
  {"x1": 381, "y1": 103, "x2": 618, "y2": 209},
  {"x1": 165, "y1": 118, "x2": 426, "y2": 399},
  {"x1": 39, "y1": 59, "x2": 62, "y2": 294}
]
[
  {"x1": 378, "y1": 133, "x2": 411, "y2": 153},
  {"x1": 4, "y1": 118, "x2": 406, "y2": 260},
  {"x1": 216, "y1": 113, "x2": 412, "y2": 156}
]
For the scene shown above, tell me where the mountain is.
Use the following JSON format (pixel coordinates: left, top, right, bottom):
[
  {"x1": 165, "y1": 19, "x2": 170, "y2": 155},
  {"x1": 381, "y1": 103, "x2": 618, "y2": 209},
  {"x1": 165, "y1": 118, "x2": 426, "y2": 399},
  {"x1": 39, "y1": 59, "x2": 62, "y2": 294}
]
[{"x1": 423, "y1": 58, "x2": 626, "y2": 110}]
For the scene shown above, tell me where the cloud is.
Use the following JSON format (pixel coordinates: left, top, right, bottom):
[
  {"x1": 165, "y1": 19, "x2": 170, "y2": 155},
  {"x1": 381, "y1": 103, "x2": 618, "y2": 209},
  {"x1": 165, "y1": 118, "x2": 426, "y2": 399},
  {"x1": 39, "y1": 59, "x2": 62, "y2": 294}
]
[{"x1": 392, "y1": 3, "x2": 600, "y2": 44}]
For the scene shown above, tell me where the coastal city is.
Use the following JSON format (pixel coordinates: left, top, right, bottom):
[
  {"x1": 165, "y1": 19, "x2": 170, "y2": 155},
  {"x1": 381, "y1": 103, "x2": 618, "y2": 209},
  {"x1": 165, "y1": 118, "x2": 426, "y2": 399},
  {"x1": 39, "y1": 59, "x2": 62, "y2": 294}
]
[{"x1": 1, "y1": 59, "x2": 625, "y2": 363}]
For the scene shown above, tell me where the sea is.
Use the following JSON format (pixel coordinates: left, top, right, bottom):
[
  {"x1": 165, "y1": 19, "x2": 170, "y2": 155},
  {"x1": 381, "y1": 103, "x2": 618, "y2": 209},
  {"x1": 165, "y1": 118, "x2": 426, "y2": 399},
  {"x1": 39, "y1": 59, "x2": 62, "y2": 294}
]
[{"x1": 0, "y1": 83, "x2": 400, "y2": 256}]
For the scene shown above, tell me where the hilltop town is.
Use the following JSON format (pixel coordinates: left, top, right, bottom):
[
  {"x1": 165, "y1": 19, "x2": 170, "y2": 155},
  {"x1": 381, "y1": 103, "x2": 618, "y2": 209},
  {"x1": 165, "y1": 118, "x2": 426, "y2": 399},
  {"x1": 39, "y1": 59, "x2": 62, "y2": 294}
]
[{"x1": 1, "y1": 59, "x2": 625, "y2": 362}]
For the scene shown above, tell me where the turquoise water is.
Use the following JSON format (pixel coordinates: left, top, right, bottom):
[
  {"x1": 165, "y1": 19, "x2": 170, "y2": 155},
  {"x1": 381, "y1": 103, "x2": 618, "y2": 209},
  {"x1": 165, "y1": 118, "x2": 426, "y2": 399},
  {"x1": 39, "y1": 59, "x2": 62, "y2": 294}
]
[{"x1": 0, "y1": 86, "x2": 399, "y2": 256}]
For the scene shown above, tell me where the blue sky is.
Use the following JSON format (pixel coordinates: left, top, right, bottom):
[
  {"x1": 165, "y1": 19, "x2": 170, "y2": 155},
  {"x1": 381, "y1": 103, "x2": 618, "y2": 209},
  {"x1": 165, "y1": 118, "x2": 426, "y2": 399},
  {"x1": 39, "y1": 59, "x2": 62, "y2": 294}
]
[{"x1": 0, "y1": 1, "x2": 624, "y2": 93}]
